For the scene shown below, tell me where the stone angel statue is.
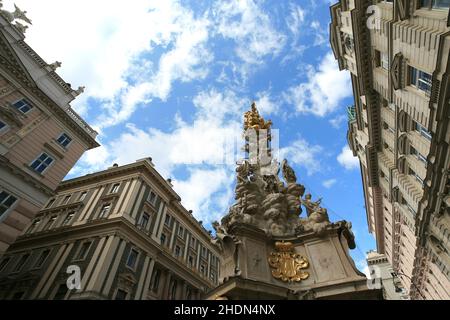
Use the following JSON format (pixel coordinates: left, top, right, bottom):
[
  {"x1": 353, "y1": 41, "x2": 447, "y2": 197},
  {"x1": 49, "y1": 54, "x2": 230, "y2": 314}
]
[{"x1": 282, "y1": 159, "x2": 297, "y2": 184}]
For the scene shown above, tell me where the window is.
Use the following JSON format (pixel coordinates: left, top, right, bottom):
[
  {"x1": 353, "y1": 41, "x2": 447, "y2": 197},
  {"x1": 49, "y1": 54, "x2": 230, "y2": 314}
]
[
  {"x1": 115, "y1": 289, "x2": 128, "y2": 300},
  {"x1": 210, "y1": 271, "x2": 216, "y2": 281},
  {"x1": 200, "y1": 265, "x2": 206, "y2": 275},
  {"x1": 110, "y1": 184, "x2": 120, "y2": 194},
  {"x1": 201, "y1": 247, "x2": 207, "y2": 258},
  {"x1": 45, "y1": 198, "x2": 55, "y2": 208},
  {"x1": 410, "y1": 66, "x2": 432, "y2": 95},
  {"x1": 190, "y1": 237, "x2": 196, "y2": 248},
  {"x1": 61, "y1": 195, "x2": 71, "y2": 205},
  {"x1": 43, "y1": 216, "x2": 57, "y2": 231},
  {"x1": 75, "y1": 242, "x2": 91, "y2": 261},
  {"x1": 175, "y1": 245, "x2": 181, "y2": 257},
  {"x1": 415, "y1": 121, "x2": 432, "y2": 141},
  {"x1": 148, "y1": 191, "x2": 157, "y2": 205},
  {"x1": 169, "y1": 280, "x2": 177, "y2": 300},
  {"x1": 30, "y1": 153, "x2": 54, "y2": 174},
  {"x1": 381, "y1": 52, "x2": 389, "y2": 70},
  {"x1": 410, "y1": 168, "x2": 424, "y2": 186},
  {"x1": 164, "y1": 215, "x2": 171, "y2": 226},
  {"x1": 0, "y1": 191, "x2": 18, "y2": 219},
  {"x1": 99, "y1": 203, "x2": 111, "y2": 218},
  {"x1": 13, "y1": 99, "x2": 33, "y2": 114},
  {"x1": 13, "y1": 254, "x2": 30, "y2": 273},
  {"x1": 420, "y1": 0, "x2": 450, "y2": 9},
  {"x1": 0, "y1": 257, "x2": 10, "y2": 272},
  {"x1": 56, "y1": 133, "x2": 72, "y2": 148},
  {"x1": 34, "y1": 250, "x2": 50, "y2": 268},
  {"x1": 160, "y1": 234, "x2": 166, "y2": 245},
  {"x1": 27, "y1": 219, "x2": 40, "y2": 233},
  {"x1": 178, "y1": 226, "x2": 184, "y2": 237},
  {"x1": 139, "y1": 212, "x2": 150, "y2": 229},
  {"x1": 0, "y1": 119, "x2": 8, "y2": 133},
  {"x1": 188, "y1": 256, "x2": 194, "y2": 268},
  {"x1": 126, "y1": 249, "x2": 139, "y2": 269},
  {"x1": 53, "y1": 284, "x2": 68, "y2": 300},
  {"x1": 62, "y1": 212, "x2": 75, "y2": 226},
  {"x1": 79, "y1": 192, "x2": 87, "y2": 201},
  {"x1": 186, "y1": 287, "x2": 192, "y2": 300},
  {"x1": 150, "y1": 269, "x2": 161, "y2": 292}
]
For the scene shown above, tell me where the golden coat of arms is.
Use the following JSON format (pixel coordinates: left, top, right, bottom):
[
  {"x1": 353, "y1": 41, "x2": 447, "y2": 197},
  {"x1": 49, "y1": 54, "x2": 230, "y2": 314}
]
[{"x1": 268, "y1": 241, "x2": 309, "y2": 282}]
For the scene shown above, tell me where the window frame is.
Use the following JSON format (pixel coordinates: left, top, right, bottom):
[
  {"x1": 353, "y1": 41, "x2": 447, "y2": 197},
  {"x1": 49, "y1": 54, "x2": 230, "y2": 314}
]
[
  {"x1": 73, "y1": 241, "x2": 92, "y2": 261},
  {"x1": 12, "y1": 98, "x2": 33, "y2": 114},
  {"x1": 79, "y1": 191, "x2": 88, "y2": 201},
  {"x1": 99, "y1": 203, "x2": 111, "y2": 219},
  {"x1": 33, "y1": 249, "x2": 51, "y2": 269},
  {"x1": 12, "y1": 253, "x2": 30, "y2": 273},
  {"x1": 139, "y1": 212, "x2": 150, "y2": 229},
  {"x1": 0, "y1": 118, "x2": 9, "y2": 134},
  {"x1": 56, "y1": 133, "x2": 72, "y2": 149},
  {"x1": 126, "y1": 248, "x2": 139, "y2": 270},
  {"x1": 0, "y1": 190, "x2": 18, "y2": 221},
  {"x1": 30, "y1": 152, "x2": 55, "y2": 175},
  {"x1": 110, "y1": 183, "x2": 120, "y2": 194}
]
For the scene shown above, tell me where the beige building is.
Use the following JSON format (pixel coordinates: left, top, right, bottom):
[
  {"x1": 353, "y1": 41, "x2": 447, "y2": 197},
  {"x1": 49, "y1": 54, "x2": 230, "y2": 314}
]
[
  {"x1": 0, "y1": 158, "x2": 221, "y2": 300},
  {"x1": 366, "y1": 250, "x2": 409, "y2": 300},
  {"x1": 330, "y1": 0, "x2": 449, "y2": 299},
  {"x1": 0, "y1": 7, "x2": 99, "y2": 254}
]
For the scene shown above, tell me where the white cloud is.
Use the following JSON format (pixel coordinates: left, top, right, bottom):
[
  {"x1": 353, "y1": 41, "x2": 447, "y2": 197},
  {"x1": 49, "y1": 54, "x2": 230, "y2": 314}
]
[
  {"x1": 280, "y1": 138, "x2": 323, "y2": 176},
  {"x1": 337, "y1": 145, "x2": 360, "y2": 170},
  {"x1": 213, "y1": 0, "x2": 286, "y2": 65},
  {"x1": 329, "y1": 114, "x2": 347, "y2": 129},
  {"x1": 322, "y1": 179, "x2": 337, "y2": 189},
  {"x1": 7, "y1": 0, "x2": 212, "y2": 126},
  {"x1": 286, "y1": 3, "x2": 306, "y2": 36},
  {"x1": 172, "y1": 167, "x2": 234, "y2": 224},
  {"x1": 310, "y1": 20, "x2": 328, "y2": 46},
  {"x1": 283, "y1": 52, "x2": 352, "y2": 117},
  {"x1": 255, "y1": 91, "x2": 278, "y2": 115}
]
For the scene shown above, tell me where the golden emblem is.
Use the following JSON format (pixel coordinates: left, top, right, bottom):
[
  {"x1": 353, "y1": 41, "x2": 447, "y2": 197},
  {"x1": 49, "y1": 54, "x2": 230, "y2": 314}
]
[{"x1": 268, "y1": 241, "x2": 309, "y2": 282}]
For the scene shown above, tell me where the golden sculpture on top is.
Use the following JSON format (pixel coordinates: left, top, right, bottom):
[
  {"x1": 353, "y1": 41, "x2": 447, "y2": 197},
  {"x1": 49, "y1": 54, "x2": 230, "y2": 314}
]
[
  {"x1": 268, "y1": 241, "x2": 309, "y2": 283},
  {"x1": 244, "y1": 102, "x2": 272, "y2": 131}
]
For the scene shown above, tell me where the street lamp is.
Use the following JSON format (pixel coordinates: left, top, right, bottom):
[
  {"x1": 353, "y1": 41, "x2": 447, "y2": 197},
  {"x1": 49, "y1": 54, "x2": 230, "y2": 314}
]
[{"x1": 390, "y1": 272, "x2": 426, "y2": 300}]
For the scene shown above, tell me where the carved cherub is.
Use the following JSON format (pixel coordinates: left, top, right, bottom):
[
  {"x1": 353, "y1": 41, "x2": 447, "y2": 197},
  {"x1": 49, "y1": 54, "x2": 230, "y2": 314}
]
[{"x1": 302, "y1": 194, "x2": 322, "y2": 217}]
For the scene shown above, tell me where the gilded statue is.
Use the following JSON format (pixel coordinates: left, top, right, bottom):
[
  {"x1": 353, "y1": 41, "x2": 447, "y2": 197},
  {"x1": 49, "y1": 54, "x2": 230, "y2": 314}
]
[{"x1": 244, "y1": 102, "x2": 272, "y2": 131}]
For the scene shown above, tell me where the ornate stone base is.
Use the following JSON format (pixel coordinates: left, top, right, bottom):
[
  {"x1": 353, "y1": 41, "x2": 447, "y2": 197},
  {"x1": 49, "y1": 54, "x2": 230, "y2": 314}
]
[{"x1": 206, "y1": 223, "x2": 382, "y2": 300}]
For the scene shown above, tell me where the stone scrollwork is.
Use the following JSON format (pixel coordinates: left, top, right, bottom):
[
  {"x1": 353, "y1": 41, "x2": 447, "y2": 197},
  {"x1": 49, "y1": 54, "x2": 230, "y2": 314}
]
[{"x1": 268, "y1": 242, "x2": 309, "y2": 283}]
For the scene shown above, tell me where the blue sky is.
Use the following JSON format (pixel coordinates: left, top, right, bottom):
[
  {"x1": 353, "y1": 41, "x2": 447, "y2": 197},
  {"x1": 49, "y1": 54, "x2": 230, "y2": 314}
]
[{"x1": 6, "y1": 0, "x2": 375, "y2": 273}]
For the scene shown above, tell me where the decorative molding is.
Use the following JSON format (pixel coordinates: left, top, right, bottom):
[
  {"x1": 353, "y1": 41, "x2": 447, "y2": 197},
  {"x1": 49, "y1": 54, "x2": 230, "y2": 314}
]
[{"x1": 390, "y1": 53, "x2": 406, "y2": 90}]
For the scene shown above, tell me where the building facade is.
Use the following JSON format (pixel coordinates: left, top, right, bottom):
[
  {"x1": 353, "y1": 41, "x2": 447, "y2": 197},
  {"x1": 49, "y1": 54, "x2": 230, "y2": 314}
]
[
  {"x1": 0, "y1": 8, "x2": 99, "y2": 254},
  {"x1": 330, "y1": 0, "x2": 449, "y2": 299},
  {"x1": 366, "y1": 250, "x2": 409, "y2": 300},
  {"x1": 0, "y1": 159, "x2": 221, "y2": 300}
]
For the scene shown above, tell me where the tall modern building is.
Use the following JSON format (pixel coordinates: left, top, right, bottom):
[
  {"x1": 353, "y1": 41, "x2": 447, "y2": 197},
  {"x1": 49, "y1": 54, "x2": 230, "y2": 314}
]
[
  {"x1": 0, "y1": 159, "x2": 220, "y2": 300},
  {"x1": 0, "y1": 7, "x2": 99, "y2": 253},
  {"x1": 330, "y1": 0, "x2": 449, "y2": 299}
]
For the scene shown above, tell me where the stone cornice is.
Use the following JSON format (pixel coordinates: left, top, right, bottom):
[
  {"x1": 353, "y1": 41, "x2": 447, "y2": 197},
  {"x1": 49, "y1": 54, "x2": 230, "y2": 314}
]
[{"x1": 0, "y1": 154, "x2": 54, "y2": 196}]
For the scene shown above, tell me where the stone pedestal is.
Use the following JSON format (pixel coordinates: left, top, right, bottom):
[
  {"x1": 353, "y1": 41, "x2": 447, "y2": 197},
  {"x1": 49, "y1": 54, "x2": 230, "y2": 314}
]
[{"x1": 206, "y1": 223, "x2": 382, "y2": 300}]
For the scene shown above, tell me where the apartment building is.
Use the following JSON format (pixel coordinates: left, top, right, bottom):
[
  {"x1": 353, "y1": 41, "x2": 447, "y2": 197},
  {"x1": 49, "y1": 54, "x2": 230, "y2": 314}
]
[
  {"x1": 330, "y1": 0, "x2": 449, "y2": 299},
  {"x1": 0, "y1": 159, "x2": 221, "y2": 300},
  {"x1": 0, "y1": 8, "x2": 99, "y2": 253}
]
